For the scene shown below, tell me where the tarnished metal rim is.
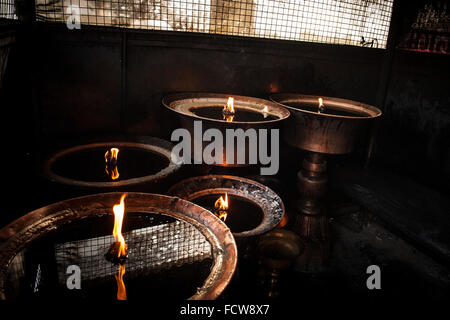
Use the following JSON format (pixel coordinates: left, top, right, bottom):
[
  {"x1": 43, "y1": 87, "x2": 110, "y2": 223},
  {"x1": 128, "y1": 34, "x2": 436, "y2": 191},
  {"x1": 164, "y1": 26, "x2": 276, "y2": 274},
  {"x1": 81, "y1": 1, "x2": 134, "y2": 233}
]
[
  {"x1": 0, "y1": 192, "x2": 237, "y2": 300},
  {"x1": 163, "y1": 92, "x2": 290, "y2": 124},
  {"x1": 42, "y1": 140, "x2": 181, "y2": 188},
  {"x1": 270, "y1": 93, "x2": 382, "y2": 119},
  {"x1": 167, "y1": 175, "x2": 285, "y2": 238}
]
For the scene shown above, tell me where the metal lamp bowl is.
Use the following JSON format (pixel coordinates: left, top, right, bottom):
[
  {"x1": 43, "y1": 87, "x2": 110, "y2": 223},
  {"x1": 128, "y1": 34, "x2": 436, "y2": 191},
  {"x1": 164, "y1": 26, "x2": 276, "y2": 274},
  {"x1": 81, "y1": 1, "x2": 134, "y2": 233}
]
[
  {"x1": 163, "y1": 93, "x2": 290, "y2": 166},
  {"x1": 270, "y1": 94, "x2": 382, "y2": 154},
  {"x1": 167, "y1": 175, "x2": 285, "y2": 238},
  {"x1": 42, "y1": 138, "x2": 181, "y2": 189},
  {"x1": 0, "y1": 192, "x2": 237, "y2": 300}
]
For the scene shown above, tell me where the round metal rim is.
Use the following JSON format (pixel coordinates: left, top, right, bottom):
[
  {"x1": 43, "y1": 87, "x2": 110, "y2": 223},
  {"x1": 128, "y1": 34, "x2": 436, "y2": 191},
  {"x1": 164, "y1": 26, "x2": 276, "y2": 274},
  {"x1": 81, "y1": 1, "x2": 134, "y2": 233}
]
[
  {"x1": 42, "y1": 141, "x2": 181, "y2": 188},
  {"x1": 270, "y1": 93, "x2": 382, "y2": 119},
  {"x1": 167, "y1": 175, "x2": 285, "y2": 238},
  {"x1": 0, "y1": 192, "x2": 237, "y2": 300},
  {"x1": 163, "y1": 92, "x2": 290, "y2": 125}
]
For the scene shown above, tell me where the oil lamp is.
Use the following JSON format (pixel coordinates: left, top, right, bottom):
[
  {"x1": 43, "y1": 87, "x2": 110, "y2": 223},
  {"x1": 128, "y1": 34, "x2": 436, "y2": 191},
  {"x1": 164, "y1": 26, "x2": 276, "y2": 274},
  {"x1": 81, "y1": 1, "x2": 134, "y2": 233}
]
[
  {"x1": 163, "y1": 93, "x2": 290, "y2": 167},
  {"x1": 0, "y1": 193, "x2": 237, "y2": 300},
  {"x1": 271, "y1": 94, "x2": 381, "y2": 268},
  {"x1": 168, "y1": 175, "x2": 285, "y2": 239},
  {"x1": 42, "y1": 138, "x2": 181, "y2": 198},
  {"x1": 168, "y1": 175, "x2": 285, "y2": 294}
]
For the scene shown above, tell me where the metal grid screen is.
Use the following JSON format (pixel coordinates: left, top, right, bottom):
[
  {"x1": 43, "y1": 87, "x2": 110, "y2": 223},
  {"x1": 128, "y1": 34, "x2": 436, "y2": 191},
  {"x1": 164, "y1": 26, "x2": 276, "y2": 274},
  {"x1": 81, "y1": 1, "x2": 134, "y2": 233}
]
[
  {"x1": 5, "y1": 216, "x2": 213, "y2": 297},
  {"x1": 54, "y1": 219, "x2": 212, "y2": 284},
  {"x1": 35, "y1": 0, "x2": 394, "y2": 48},
  {"x1": 0, "y1": 0, "x2": 17, "y2": 19}
]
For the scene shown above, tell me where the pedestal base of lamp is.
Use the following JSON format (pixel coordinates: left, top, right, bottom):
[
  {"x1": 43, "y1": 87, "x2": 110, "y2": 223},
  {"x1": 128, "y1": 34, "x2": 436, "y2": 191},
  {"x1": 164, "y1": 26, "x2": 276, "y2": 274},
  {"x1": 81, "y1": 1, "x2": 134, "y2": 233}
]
[
  {"x1": 293, "y1": 214, "x2": 329, "y2": 242},
  {"x1": 293, "y1": 152, "x2": 330, "y2": 271},
  {"x1": 294, "y1": 153, "x2": 329, "y2": 241}
]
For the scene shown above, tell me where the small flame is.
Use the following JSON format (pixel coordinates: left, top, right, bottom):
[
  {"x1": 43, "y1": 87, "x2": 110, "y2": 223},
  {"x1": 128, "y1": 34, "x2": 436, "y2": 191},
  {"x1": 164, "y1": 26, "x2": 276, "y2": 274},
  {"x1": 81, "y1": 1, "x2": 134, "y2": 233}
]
[
  {"x1": 113, "y1": 193, "x2": 127, "y2": 258},
  {"x1": 262, "y1": 105, "x2": 269, "y2": 119},
  {"x1": 225, "y1": 97, "x2": 235, "y2": 113},
  {"x1": 115, "y1": 264, "x2": 127, "y2": 300},
  {"x1": 105, "y1": 148, "x2": 120, "y2": 180},
  {"x1": 223, "y1": 97, "x2": 235, "y2": 122},
  {"x1": 318, "y1": 98, "x2": 324, "y2": 114},
  {"x1": 214, "y1": 193, "x2": 229, "y2": 222}
]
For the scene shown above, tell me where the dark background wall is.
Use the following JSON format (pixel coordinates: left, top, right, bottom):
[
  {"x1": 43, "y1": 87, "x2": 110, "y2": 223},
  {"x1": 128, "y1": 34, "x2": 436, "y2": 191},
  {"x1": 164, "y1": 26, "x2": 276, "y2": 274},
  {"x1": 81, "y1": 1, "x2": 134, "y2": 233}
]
[
  {"x1": 27, "y1": 27, "x2": 384, "y2": 138},
  {"x1": 1, "y1": 0, "x2": 449, "y2": 199}
]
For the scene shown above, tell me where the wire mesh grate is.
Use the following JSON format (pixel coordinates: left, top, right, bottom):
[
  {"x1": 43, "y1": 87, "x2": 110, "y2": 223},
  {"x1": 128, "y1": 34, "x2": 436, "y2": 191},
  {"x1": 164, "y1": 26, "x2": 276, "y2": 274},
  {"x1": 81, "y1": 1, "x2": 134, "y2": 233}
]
[
  {"x1": 0, "y1": 0, "x2": 17, "y2": 19},
  {"x1": 5, "y1": 214, "x2": 213, "y2": 298},
  {"x1": 54, "y1": 218, "x2": 212, "y2": 284},
  {"x1": 35, "y1": 0, "x2": 394, "y2": 48}
]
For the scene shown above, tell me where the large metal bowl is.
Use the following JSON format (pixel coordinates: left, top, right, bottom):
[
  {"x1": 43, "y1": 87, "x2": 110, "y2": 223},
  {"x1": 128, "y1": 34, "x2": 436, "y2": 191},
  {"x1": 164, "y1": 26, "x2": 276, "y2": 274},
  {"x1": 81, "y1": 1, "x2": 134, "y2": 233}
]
[
  {"x1": 0, "y1": 192, "x2": 237, "y2": 300},
  {"x1": 270, "y1": 94, "x2": 381, "y2": 154},
  {"x1": 163, "y1": 93, "x2": 290, "y2": 166}
]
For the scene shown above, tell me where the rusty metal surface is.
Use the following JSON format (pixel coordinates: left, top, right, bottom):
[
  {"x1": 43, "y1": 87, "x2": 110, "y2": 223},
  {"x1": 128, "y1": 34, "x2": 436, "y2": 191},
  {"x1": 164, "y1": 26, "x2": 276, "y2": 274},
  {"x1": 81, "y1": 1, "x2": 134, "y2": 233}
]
[
  {"x1": 0, "y1": 192, "x2": 237, "y2": 300},
  {"x1": 167, "y1": 175, "x2": 285, "y2": 238},
  {"x1": 270, "y1": 93, "x2": 381, "y2": 154},
  {"x1": 42, "y1": 139, "x2": 181, "y2": 189}
]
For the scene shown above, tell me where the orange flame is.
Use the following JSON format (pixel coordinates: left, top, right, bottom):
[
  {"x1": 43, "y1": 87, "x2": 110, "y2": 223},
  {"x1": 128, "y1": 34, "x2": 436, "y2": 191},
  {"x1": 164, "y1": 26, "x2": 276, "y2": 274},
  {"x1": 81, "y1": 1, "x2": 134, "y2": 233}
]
[
  {"x1": 223, "y1": 97, "x2": 235, "y2": 122},
  {"x1": 115, "y1": 264, "x2": 127, "y2": 300},
  {"x1": 105, "y1": 148, "x2": 120, "y2": 180},
  {"x1": 318, "y1": 98, "x2": 324, "y2": 114},
  {"x1": 214, "y1": 193, "x2": 229, "y2": 222},
  {"x1": 225, "y1": 97, "x2": 235, "y2": 113},
  {"x1": 113, "y1": 193, "x2": 127, "y2": 258}
]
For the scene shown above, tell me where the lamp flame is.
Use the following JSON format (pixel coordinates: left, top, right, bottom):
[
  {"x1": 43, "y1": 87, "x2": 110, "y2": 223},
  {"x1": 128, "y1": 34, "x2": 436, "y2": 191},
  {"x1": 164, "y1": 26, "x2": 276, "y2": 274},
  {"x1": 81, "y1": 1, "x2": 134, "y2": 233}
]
[
  {"x1": 110, "y1": 194, "x2": 128, "y2": 300},
  {"x1": 223, "y1": 97, "x2": 235, "y2": 122},
  {"x1": 318, "y1": 98, "x2": 325, "y2": 114},
  {"x1": 225, "y1": 97, "x2": 235, "y2": 113},
  {"x1": 262, "y1": 105, "x2": 269, "y2": 118},
  {"x1": 105, "y1": 148, "x2": 120, "y2": 180},
  {"x1": 214, "y1": 193, "x2": 229, "y2": 222},
  {"x1": 113, "y1": 193, "x2": 127, "y2": 258}
]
